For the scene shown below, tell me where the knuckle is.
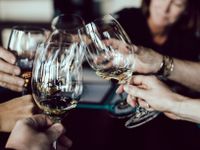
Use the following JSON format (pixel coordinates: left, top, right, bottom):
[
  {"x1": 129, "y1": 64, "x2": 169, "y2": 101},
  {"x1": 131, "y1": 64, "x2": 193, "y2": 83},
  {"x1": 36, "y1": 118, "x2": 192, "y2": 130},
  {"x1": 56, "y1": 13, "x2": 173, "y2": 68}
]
[{"x1": 0, "y1": 81, "x2": 7, "y2": 88}]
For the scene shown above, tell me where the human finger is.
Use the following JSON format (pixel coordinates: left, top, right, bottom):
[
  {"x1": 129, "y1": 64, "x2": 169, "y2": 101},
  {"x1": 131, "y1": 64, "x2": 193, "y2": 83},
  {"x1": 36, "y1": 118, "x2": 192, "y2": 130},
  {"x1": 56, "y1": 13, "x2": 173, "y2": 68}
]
[
  {"x1": 124, "y1": 84, "x2": 147, "y2": 100},
  {"x1": 57, "y1": 135, "x2": 73, "y2": 150},
  {"x1": 116, "y1": 84, "x2": 124, "y2": 94},
  {"x1": 24, "y1": 114, "x2": 53, "y2": 129},
  {"x1": 0, "y1": 47, "x2": 16, "y2": 64},
  {"x1": 0, "y1": 72, "x2": 24, "y2": 86},
  {"x1": 0, "y1": 81, "x2": 24, "y2": 92},
  {"x1": 46, "y1": 123, "x2": 65, "y2": 143},
  {"x1": 0, "y1": 59, "x2": 20, "y2": 75},
  {"x1": 137, "y1": 99, "x2": 154, "y2": 111},
  {"x1": 126, "y1": 94, "x2": 137, "y2": 107}
]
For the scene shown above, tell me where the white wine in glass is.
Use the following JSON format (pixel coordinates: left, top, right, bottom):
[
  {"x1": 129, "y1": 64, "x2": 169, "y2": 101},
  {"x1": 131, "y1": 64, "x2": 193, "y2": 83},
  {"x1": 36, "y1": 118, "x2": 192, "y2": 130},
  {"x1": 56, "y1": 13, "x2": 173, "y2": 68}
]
[
  {"x1": 79, "y1": 14, "x2": 159, "y2": 128},
  {"x1": 32, "y1": 42, "x2": 83, "y2": 122}
]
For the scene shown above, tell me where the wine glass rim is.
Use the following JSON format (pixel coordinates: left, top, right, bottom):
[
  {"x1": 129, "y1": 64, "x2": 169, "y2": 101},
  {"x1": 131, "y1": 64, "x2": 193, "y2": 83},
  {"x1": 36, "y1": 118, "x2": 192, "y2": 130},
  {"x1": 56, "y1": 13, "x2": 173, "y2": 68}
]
[
  {"x1": 11, "y1": 25, "x2": 46, "y2": 33},
  {"x1": 51, "y1": 13, "x2": 85, "y2": 31},
  {"x1": 79, "y1": 14, "x2": 116, "y2": 29},
  {"x1": 39, "y1": 41, "x2": 79, "y2": 47}
]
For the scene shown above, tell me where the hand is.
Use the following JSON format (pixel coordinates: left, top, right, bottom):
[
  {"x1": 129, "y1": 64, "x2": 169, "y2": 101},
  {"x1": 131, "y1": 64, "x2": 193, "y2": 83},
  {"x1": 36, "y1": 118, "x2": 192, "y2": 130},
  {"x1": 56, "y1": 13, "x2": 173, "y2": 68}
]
[
  {"x1": 116, "y1": 75, "x2": 186, "y2": 120},
  {"x1": 133, "y1": 46, "x2": 163, "y2": 74},
  {"x1": 0, "y1": 47, "x2": 24, "y2": 92},
  {"x1": 6, "y1": 114, "x2": 72, "y2": 150},
  {"x1": 103, "y1": 40, "x2": 163, "y2": 74},
  {"x1": 94, "y1": 39, "x2": 135, "y2": 69},
  {"x1": 0, "y1": 95, "x2": 36, "y2": 132}
]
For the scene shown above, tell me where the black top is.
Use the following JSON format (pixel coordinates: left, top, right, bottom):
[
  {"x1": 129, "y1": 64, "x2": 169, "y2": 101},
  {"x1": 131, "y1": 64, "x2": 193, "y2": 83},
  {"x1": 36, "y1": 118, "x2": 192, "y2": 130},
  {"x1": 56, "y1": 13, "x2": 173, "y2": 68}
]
[
  {"x1": 116, "y1": 8, "x2": 200, "y2": 61},
  {"x1": 115, "y1": 8, "x2": 200, "y2": 97}
]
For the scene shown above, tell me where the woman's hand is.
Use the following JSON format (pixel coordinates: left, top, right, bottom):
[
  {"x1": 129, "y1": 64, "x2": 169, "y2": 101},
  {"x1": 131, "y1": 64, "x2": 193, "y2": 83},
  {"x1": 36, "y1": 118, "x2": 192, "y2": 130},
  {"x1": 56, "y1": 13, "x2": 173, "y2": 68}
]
[
  {"x1": 0, "y1": 95, "x2": 36, "y2": 132},
  {"x1": 103, "y1": 40, "x2": 163, "y2": 74},
  {"x1": 0, "y1": 47, "x2": 24, "y2": 92},
  {"x1": 6, "y1": 114, "x2": 72, "y2": 150},
  {"x1": 116, "y1": 75, "x2": 187, "y2": 120}
]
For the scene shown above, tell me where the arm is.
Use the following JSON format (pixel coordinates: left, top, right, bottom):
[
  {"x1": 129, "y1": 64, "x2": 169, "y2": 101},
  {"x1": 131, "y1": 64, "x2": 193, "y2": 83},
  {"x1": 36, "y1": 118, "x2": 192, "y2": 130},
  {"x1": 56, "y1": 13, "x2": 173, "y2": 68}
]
[
  {"x1": 118, "y1": 75, "x2": 200, "y2": 123},
  {"x1": 168, "y1": 59, "x2": 200, "y2": 92},
  {"x1": 100, "y1": 39, "x2": 200, "y2": 91},
  {"x1": 127, "y1": 45, "x2": 200, "y2": 92}
]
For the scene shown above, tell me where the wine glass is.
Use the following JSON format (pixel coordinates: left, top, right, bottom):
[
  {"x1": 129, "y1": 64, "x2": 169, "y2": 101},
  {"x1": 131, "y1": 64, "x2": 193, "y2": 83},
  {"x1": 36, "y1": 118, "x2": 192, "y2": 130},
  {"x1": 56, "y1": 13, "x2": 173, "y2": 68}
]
[
  {"x1": 78, "y1": 14, "x2": 159, "y2": 128},
  {"x1": 32, "y1": 42, "x2": 83, "y2": 122},
  {"x1": 7, "y1": 26, "x2": 47, "y2": 95},
  {"x1": 47, "y1": 13, "x2": 86, "y2": 67},
  {"x1": 48, "y1": 13, "x2": 85, "y2": 44}
]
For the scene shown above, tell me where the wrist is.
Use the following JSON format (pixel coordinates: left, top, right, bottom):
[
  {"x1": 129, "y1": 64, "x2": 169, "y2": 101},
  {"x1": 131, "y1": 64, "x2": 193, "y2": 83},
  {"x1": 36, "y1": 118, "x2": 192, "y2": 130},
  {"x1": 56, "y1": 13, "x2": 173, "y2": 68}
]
[
  {"x1": 169, "y1": 94, "x2": 188, "y2": 118},
  {"x1": 156, "y1": 55, "x2": 174, "y2": 78}
]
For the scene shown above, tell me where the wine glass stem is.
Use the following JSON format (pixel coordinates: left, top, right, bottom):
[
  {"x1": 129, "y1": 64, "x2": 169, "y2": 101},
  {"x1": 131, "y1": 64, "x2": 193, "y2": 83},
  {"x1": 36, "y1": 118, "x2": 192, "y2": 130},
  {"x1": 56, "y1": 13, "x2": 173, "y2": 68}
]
[{"x1": 118, "y1": 93, "x2": 130, "y2": 108}]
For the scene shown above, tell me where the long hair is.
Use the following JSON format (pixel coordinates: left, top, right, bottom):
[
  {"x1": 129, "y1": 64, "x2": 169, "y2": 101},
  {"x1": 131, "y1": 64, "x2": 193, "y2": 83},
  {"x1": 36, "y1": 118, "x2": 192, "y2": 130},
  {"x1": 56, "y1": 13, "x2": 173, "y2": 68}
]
[{"x1": 141, "y1": 0, "x2": 200, "y2": 33}]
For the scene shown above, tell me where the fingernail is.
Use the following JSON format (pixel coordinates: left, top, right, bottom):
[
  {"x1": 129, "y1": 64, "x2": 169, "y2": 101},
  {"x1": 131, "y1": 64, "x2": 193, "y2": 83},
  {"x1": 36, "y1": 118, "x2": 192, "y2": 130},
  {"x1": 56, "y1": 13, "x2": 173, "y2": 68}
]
[
  {"x1": 123, "y1": 85, "x2": 129, "y2": 90},
  {"x1": 14, "y1": 68, "x2": 20, "y2": 75},
  {"x1": 17, "y1": 87, "x2": 23, "y2": 92},
  {"x1": 116, "y1": 88, "x2": 120, "y2": 94},
  {"x1": 18, "y1": 80, "x2": 24, "y2": 86}
]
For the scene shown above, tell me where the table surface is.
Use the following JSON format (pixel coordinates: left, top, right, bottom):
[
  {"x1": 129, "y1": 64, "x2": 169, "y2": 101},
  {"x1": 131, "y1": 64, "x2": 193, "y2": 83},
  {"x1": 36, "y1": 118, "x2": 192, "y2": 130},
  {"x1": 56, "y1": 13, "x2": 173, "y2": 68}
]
[{"x1": 1, "y1": 68, "x2": 200, "y2": 150}]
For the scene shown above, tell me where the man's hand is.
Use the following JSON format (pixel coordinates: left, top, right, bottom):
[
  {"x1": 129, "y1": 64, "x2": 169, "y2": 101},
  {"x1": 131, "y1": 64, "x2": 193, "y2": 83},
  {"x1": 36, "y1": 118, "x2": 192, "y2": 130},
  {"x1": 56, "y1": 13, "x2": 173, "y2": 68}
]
[{"x1": 6, "y1": 114, "x2": 72, "y2": 150}]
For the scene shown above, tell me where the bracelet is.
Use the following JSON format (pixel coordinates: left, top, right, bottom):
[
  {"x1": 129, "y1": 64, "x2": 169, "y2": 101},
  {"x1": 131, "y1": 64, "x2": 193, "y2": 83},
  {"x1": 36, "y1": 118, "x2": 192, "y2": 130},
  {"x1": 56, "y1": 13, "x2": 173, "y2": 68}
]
[{"x1": 157, "y1": 55, "x2": 174, "y2": 78}]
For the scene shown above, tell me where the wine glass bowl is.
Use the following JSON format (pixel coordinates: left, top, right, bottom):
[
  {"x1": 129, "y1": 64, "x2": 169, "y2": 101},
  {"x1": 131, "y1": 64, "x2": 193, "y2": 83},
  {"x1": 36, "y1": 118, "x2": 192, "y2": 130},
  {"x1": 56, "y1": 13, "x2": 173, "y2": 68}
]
[
  {"x1": 79, "y1": 15, "x2": 135, "y2": 83},
  {"x1": 49, "y1": 14, "x2": 85, "y2": 44},
  {"x1": 32, "y1": 42, "x2": 83, "y2": 122},
  {"x1": 8, "y1": 26, "x2": 47, "y2": 94}
]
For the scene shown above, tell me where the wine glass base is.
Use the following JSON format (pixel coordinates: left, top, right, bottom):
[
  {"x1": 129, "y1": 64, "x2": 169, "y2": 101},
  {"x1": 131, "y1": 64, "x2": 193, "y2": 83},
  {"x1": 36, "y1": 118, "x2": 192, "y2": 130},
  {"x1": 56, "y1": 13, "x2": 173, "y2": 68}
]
[
  {"x1": 125, "y1": 110, "x2": 160, "y2": 128},
  {"x1": 108, "y1": 100, "x2": 136, "y2": 119}
]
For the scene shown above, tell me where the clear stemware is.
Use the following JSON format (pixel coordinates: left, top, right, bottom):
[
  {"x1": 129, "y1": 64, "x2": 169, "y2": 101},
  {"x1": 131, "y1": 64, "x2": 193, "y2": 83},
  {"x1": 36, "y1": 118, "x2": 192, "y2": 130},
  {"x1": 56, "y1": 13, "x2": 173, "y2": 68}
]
[
  {"x1": 7, "y1": 26, "x2": 47, "y2": 95},
  {"x1": 32, "y1": 42, "x2": 83, "y2": 122},
  {"x1": 78, "y1": 14, "x2": 159, "y2": 128}
]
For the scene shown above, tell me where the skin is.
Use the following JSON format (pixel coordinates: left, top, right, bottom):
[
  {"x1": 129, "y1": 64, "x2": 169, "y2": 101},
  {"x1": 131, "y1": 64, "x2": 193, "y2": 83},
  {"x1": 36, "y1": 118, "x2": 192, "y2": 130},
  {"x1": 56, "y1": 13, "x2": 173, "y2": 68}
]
[
  {"x1": 117, "y1": 75, "x2": 200, "y2": 123},
  {"x1": 0, "y1": 95, "x2": 35, "y2": 132},
  {"x1": 147, "y1": 0, "x2": 188, "y2": 44},
  {"x1": 103, "y1": 39, "x2": 200, "y2": 92},
  {"x1": 0, "y1": 46, "x2": 24, "y2": 92},
  {"x1": 6, "y1": 114, "x2": 72, "y2": 150}
]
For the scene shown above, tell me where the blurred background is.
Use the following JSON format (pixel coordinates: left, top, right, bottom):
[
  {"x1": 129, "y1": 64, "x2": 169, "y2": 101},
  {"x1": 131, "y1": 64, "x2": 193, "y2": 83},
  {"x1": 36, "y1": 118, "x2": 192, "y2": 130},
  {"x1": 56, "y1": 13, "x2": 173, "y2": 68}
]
[
  {"x1": 1, "y1": 1, "x2": 200, "y2": 150},
  {"x1": 0, "y1": 0, "x2": 141, "y2": 47}
]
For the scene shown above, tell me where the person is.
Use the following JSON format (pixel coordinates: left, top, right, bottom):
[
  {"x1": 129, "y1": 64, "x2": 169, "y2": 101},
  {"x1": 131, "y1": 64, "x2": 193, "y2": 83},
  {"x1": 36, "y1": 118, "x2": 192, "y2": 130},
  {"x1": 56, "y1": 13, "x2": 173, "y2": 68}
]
[
  {"x1": 0, "y1": 46, "x2": 36, "y2": 132},
  {"x1": 115, "y1": 0, "x2": 200, "y2": 97},
  {"x1": 5, "y1": 114, "x2": 72, "y2": 150},
  {"x1": 117, "y1": 75, "x2": 200, "y2": 124},
  {"x1": 116, "y1": 0, "x2": 200, "y2": 61}
]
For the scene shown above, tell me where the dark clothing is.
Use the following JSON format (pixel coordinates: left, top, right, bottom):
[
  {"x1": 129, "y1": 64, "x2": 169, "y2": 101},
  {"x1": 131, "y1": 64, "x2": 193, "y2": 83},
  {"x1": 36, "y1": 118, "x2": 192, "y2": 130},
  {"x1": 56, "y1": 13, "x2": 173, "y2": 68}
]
[
  {"x1": 116, "y1": 8, "x2": 200, "y2": 61},
  {"x1": 116, "y1": 8, "x2": 200, "y2": 97}
]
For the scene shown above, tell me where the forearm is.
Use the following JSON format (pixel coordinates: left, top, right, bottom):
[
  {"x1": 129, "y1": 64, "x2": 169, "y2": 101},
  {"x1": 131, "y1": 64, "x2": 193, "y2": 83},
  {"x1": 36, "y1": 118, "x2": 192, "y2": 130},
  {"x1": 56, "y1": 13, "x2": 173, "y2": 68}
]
[
  {"x1": 168, "y1": 59, "x2": 200, "y2": 92},
  {"x1": 173, "y1": 98, "x2": 200, "y2": 124},
  {"x1": 179, "y1": 99, "x2": 200, "y2": 123}
]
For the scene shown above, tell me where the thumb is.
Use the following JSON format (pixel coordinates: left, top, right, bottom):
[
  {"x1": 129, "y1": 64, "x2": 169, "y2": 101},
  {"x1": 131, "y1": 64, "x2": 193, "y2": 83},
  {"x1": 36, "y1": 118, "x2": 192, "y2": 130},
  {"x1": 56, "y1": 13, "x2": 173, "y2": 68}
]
[
  {"x1": 45, "y1": 123, "x2": 65, "y2": 143},
  {"x1": 124, "y1": 84, "x2": 147, "y2": 100}
]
